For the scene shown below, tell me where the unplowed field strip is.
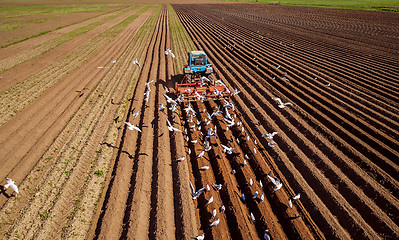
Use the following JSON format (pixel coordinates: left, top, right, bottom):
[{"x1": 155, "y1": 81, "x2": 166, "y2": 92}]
[
  {"x1": 174, "y1": 4, "x2": 399, "y2": 239},
  {"x1": 0, "y1": 5, "x2": 154, "y2": 239},
  {"x1": 0, "y1": 5, "x2": 142, "y2": 91}
]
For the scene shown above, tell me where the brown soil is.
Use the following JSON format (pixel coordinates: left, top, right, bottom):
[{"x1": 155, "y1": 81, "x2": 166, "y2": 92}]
[{"x1": 0, "y1": 2, "x2": 398, "y2": 240}]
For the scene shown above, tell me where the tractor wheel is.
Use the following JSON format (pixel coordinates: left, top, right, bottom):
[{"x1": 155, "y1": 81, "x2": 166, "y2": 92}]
[
  {"x1": 186, "y1": 74, "x2": 192, "y2": 83},
  {"x1": 208, "y1": 74, "x2": 214, "y2": 85}
]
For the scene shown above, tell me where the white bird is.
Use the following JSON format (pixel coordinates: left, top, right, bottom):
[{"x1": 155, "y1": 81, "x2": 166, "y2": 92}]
[
  {"x1": 254, "y1": 140, "x2": 257, "y2": 145},
  {"x1": 243, "y1": 160, "x2": 247, "y2": 166},
  {"x1": 288, "y1": 199, "x2": 293, "y2": 209},
  {"x1": 262, "y1": 132, "x2": 278, "y2": 139},
  {"x1": 205, "y1": 196, "x2": 213, "y2": 206},
  {"x1": 112, "y1": 60, "x2": 117, "y2": 63},
  {"x1": 133, "y1": 58, "x2": 141, "y2": 68},
  {"x1": 249, "y1": 178, "x2": 253, "y2": 186},
  {"x1": 191, "y1": 140, "x2": 198, "y2": 144},
  {"x1": 325, "y1": 83, "x2": 331, "y2": 87},
  {"x1": 125, "y1": 122, "x2": 142, "y2": 132},
  {"x1": 5, "y1": 178, "x2": 19, "y2": 194},
  {"x1": 163, "y1": 94, "x2": 176, "y2": 105},
  {"x1": 221, "y1": 205, "x2": 226, "y2": 212},
  {"x1": 260, "y1": 193, "x2": 265, "y2": 201},
  {"x1": 252, "y1": 191, "x2": 259, "y2": 199},
  {"x1": 210, "y1": 219, "x2": 220, "y2": 227},
  {"x1": 145, "y1": 80, "x2": 154, "y2": 91},
  {"x1": 190, "y1": 181, "x2": 195, "y2": 195},
  {"x1": 264, "y1": 230, "x2": 271, "y2": 240},
  {"x1": 241, "y1": 193, "x2": 246, "y2": 202},
  {"x1": 165, "y1": 48, "x2": 176, "y2": 58},
  {"x1": 188, "y1": 148, "x2": 191, "y2": 155},
  {"x1": 197, "y1": 151, "x2": 205, "y2": 158},
  {"x1": 221, "y1": 144, "x2": 237, "y2": 154},
  {"x1": 244, "y1": 154, "x2": 249, "y2": 160},
  {"x1": 259, "y1": 180, "x2": 263, "y2": 188},
  {"x1": 268, "y1": 141, "x2": 277, "y2": 147},
  {"x1": 267, "y1": 174, "x2": 282, "y2": 191},
  {"x1": 236, "y1": 138, "x2": 240, "y2": 144},
  {"x1": 231, "y1": 88, "x2": 241, "y2": 95},
  {"x1": 164, "y1": 86, "x2": 169, "y2": 93},
  {"x1": 200, "y1": 165, "x2": 209, "y2": 170},
  {"x1": 250, "y1": 212, "x2": 255, "y2": 222},
  {"x1": 133, "y1": 111, "x2": 140, "y2": 119},
  {"x1": 159, "y1": 103, "x2": 165, "y2": 111},
  {"x1": 195, "y1": 233, "x2": 205, "y2": 240},
  {"x1": 272, "y1": 97, "x2": 293, "y2": 108},
  {"x1": 205, "y1": 142, "x2": 212, "y2": 153},
  {"x1": 166, "y1": 119, "x2": 181, "y2": 132},
  {"x1": 293, "y1": 193, "x2": 301, "y2": 200},
  {"x1": 212, "y1": 183, "x2": 222, "y2": 191},
  {"x1": 191, "y1": 183, "x2": 206, "y2": 200},
  {"x1": 206, "y1": 184, "x2": 210, "y2": 192},
  {"x1": 177, "y1": 156, "x2": 185, "y2": 162},
  {"x1": 212, "y1": 209, "x2": 217, "y2": 218},
  {"x1": 253, "y1": 148, "x2": 257, "y2": 154}
]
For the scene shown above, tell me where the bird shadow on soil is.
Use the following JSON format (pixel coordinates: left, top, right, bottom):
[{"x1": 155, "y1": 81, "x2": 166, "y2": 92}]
[
  {"x1": 0, "y1": 185, "x2": 11, "y2": 198},
  {"x1": 101, "y1": 142, "x2": 134, "y2": 159}
]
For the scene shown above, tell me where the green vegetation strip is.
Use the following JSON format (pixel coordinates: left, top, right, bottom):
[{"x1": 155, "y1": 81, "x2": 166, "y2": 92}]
[
  {"x1": 216, "y1": 0, "x2": 399, "y2": 12},
  {"x1": 167, "y1": 4, "x2": 196, "y2": 74}
]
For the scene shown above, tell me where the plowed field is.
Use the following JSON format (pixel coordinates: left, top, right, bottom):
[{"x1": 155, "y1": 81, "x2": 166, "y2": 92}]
[{"x1": 0, "y1": 2, "x2": 398, "y2": 240}]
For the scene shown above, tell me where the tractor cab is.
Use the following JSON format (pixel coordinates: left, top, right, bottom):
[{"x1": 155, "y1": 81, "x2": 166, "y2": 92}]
[{"x1": 183, "y1": 51, "x2": 214, "y2": 83}]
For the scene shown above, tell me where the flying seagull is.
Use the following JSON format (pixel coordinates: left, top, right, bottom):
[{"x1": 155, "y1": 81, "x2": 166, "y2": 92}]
[
  {"x1": 167, "y1": 119, "x2": 182, "y2": 132},
  {"x1": 262, "y1": 132, "x2": 278, "y2": 139},
  {"x1": 206, "y1": 196, "x2": 213, "y2": 205},
  {"x1": 272, "y1": 97, "x2": 293, "y2": 108},
  {"x1": 267, "y1": 173, "x2": 282, "y2": 191},
  {"x1": 210, "y1": 219, "x2": 220, "y2": 227},
  {"x1": 159, "y1": 103, "x2": 165, "y2": 111},
  {"x1": 125, "y1": 122, "x2": 142, "y2": 132},
  {"x1": 252, "y1": 191, "x2": 259, "y2": 199},
  {"x1": 5, "y1": 178, "x2": 19, "y2": 194},
  {"x1": 268, "y1": 141, "x2": 277, "y2": 147},
  {"x1": 200, "y1": 165, "x2": 209, "y2": 170},
  {"x1": 212, "y1": 183, "x2": 222, "y2": 191},
  {"x1": 133, "y1": 58, "x2": 141, "y2": 68},
  {"x1": 195, "y1": 234, "x2": 205, "y2": 240},
  {"x1": 197, "y1": 151, "x2": 205, "y2": 159},
  {"x1": 293, "y1": 193, "x2": 301, "y2": 200},
  {"x1": 165, "y1": 48, "x2": 176, "y2": 58},
  {"x1": 221, "y1": 144, "x2": 237, "y2": 154},
  {"x1": 133, "y1": 111, "x2": 140, "y2": 119},
  {"x1": 190, "y1": 182, "x2": 205, "y2": 199},
  {"x1": 212, "y1": 209, "x2": 217, "y2": 218}
]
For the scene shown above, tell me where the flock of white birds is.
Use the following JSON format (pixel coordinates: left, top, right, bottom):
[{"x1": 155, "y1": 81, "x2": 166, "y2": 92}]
[{"x1": 2, "y1": 48, "x2": 300, "y2": 240}]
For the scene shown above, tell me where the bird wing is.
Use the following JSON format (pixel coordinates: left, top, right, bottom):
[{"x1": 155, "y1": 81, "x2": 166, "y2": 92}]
[
  {"x1": 10, "y1": 184, "x2": 19, "y2": 194},
  {"x1": 267, "y1": 175, "x2": 277, "y2": 185},
  {"x1": 189, "y1": 181, "x2": 195, "y2": 195}
]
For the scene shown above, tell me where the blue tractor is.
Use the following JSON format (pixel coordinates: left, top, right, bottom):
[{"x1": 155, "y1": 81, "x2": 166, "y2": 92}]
[
  {"x1": 176, "y1": 51, "x2": 230, "y2": 100},
  {"x1": 183, "y1": 51, "x2": 214, "y2": 84}
]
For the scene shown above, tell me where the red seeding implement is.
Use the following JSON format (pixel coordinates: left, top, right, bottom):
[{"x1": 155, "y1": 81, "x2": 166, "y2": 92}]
[{"x1": 176, "y1": 51, "x2": 231, "y2": 101}]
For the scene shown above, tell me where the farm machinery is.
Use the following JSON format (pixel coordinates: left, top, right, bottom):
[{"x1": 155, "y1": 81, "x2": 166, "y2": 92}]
[{"x1": 175, "y1": 51, "x2": 231, "y2": 101}]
